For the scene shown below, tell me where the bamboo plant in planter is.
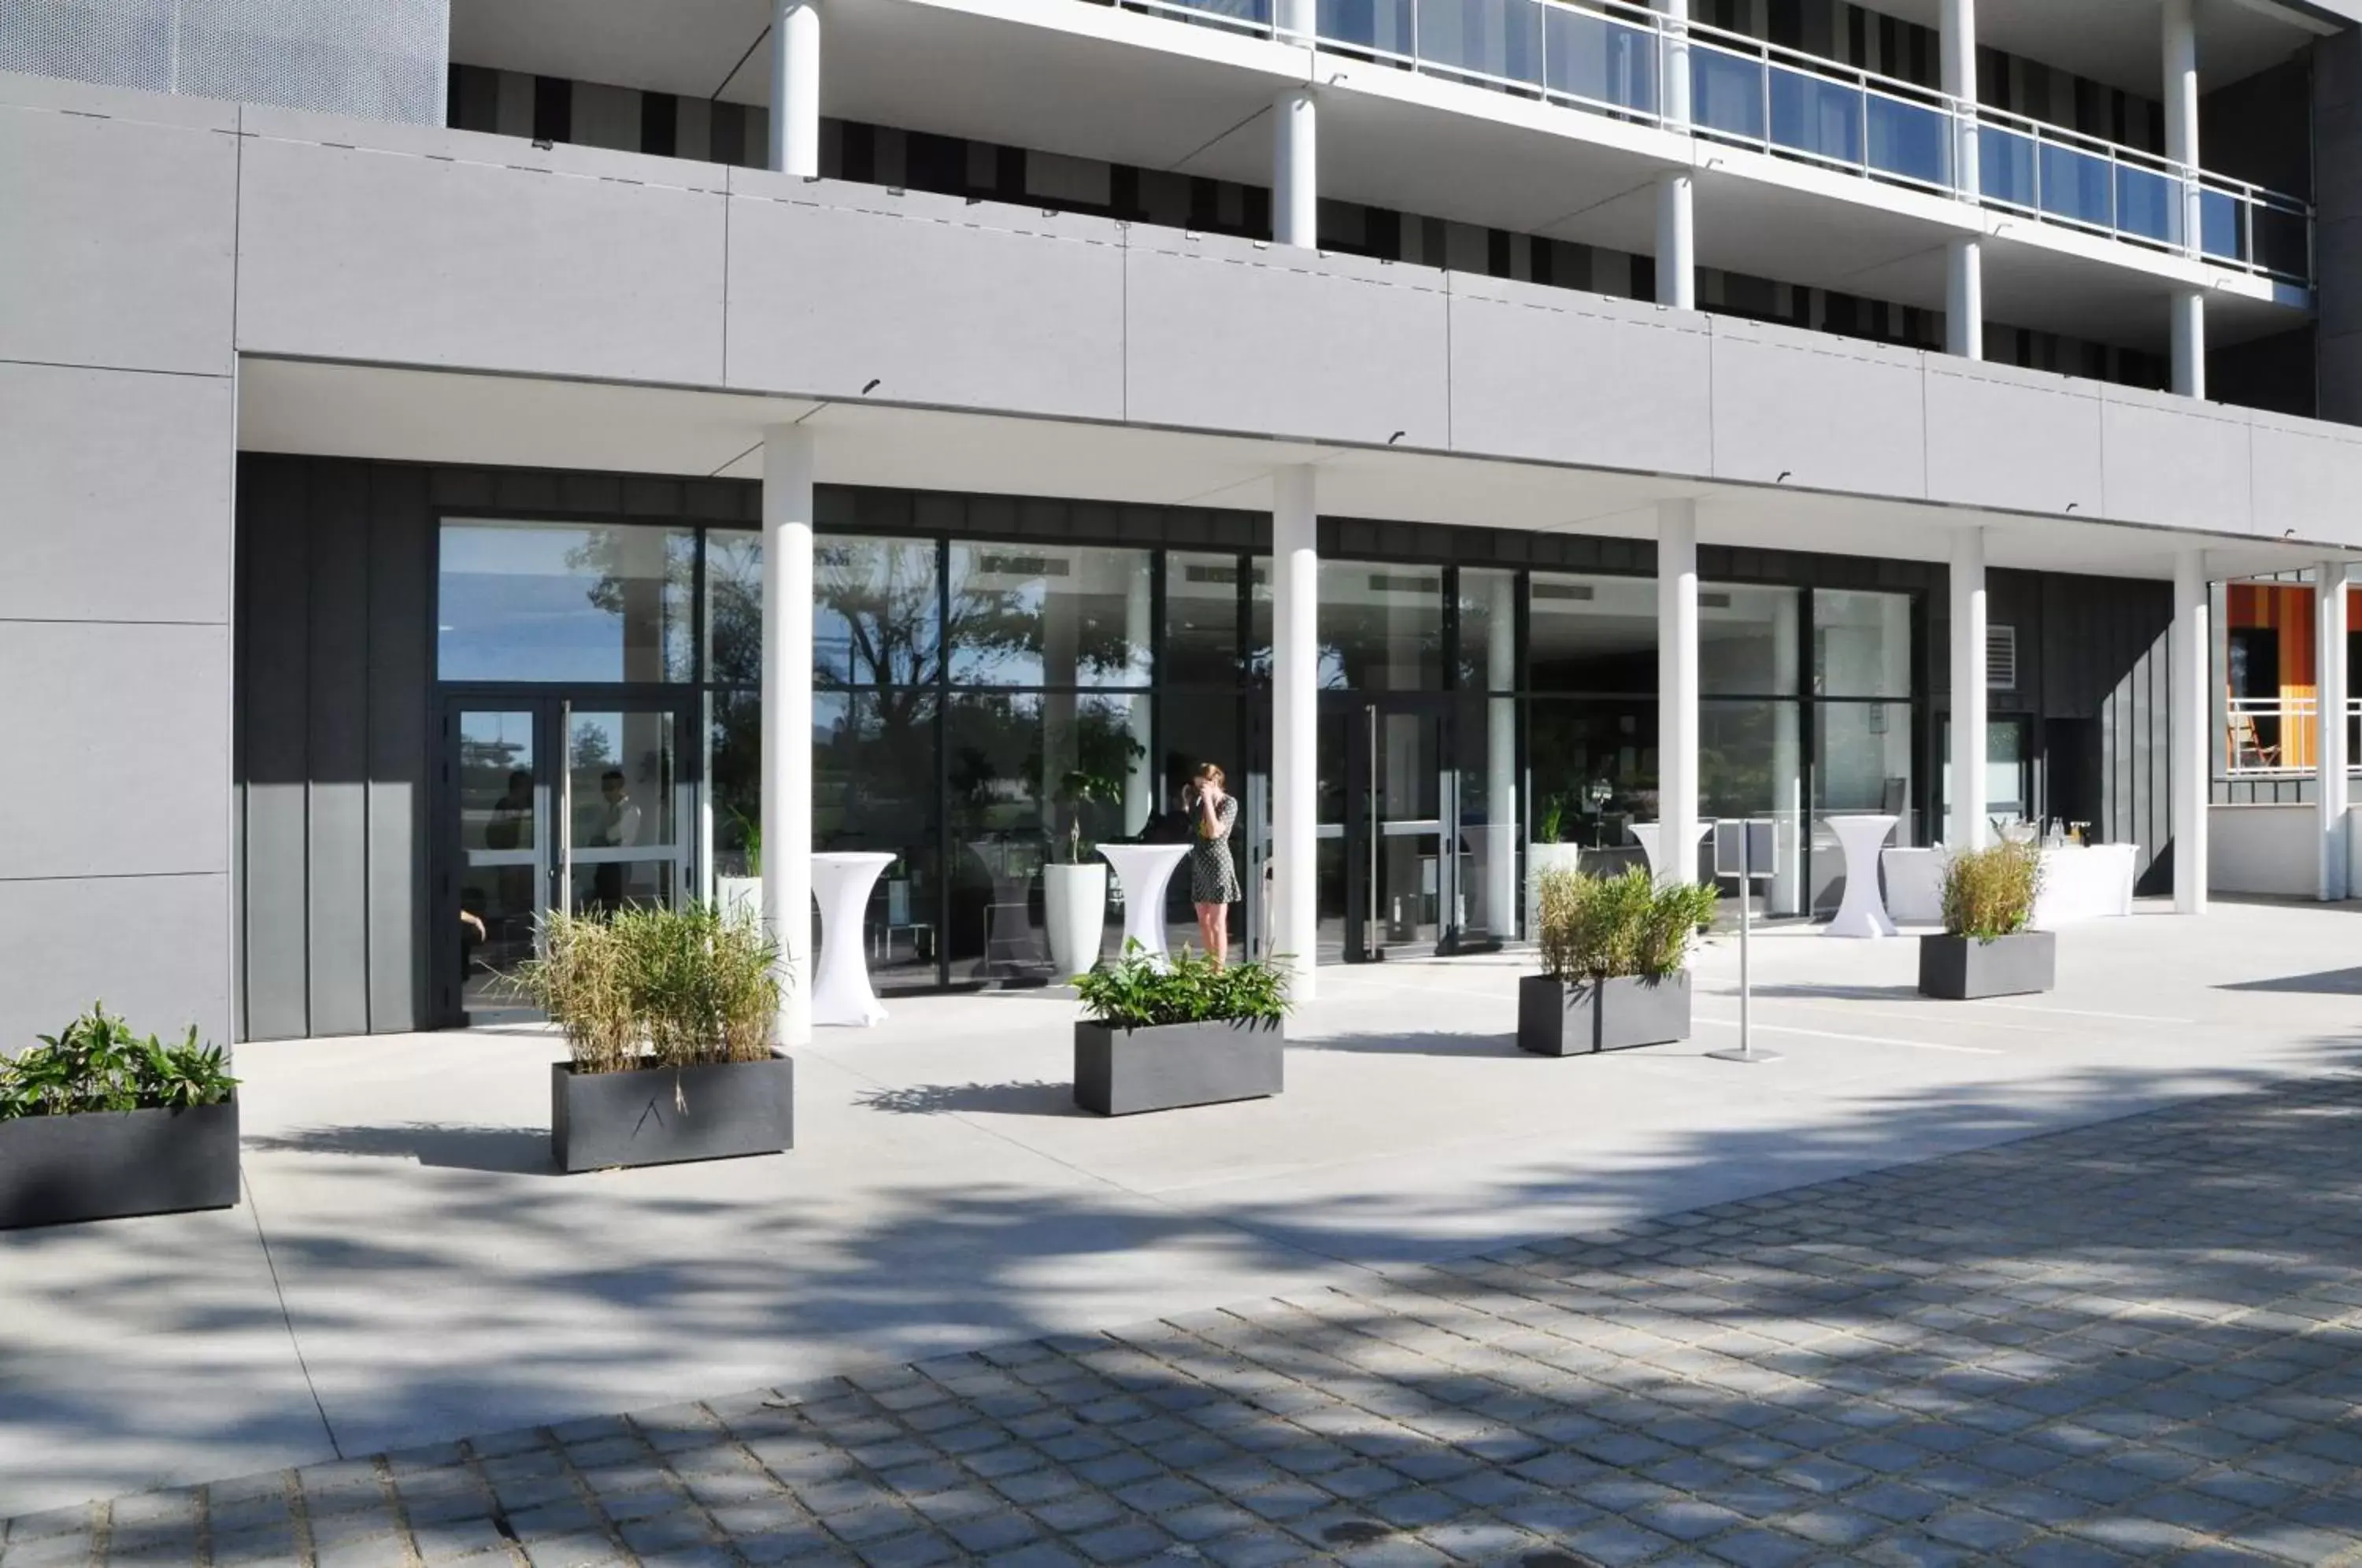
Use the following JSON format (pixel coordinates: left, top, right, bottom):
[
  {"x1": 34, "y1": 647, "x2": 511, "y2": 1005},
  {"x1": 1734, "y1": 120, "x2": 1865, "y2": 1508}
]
[
  {"x1": 1920, "y1": 840, "x2": 2053, "y2": 1000},
  {"x1": 1072, "y1": 941, "x2": 1290, "y2": 1115},
  {"x1": 0, "y1": 1004, "x2": 239, "y2": 1230},
  {"x1": 515, "y1": 903, "x2": 793, "y2": 1172},
  {"x1": 1519, "y1": 867, "x2": 1718, "y2": 1056}
]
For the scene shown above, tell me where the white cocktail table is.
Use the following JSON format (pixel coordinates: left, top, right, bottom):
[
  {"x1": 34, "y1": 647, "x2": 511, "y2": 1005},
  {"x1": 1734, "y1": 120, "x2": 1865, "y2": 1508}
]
[
  {"x1": 1823, "y1": 814, "x2": 1900, "y2": 937},
  {"x1": 810, "y1": 851, "x2": 897, "y2": 1026},
  {"x1": 1098, "y1": 843, "x2": 1193, "y2": 965},
  {"x1": 1630, "y1": 822, "x2": 1711, "y2": 883}
]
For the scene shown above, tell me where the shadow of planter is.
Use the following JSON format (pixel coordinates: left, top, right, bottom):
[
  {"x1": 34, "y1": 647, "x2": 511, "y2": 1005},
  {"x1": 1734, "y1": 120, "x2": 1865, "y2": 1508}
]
[
  {"x1": 1919, "y1": 931, "x2": 2056, "y2": 1000},
  {"x1": 0, "y1": 1100, "x2": 240, "y2": 1230},
  {"x1": 1517, "y1": 974, "x2": 1692, "y2": 1056},
  {"x1": 1073, "y1": 1019, "x2": 1283, "y2": 1115},
  {"x1": 552, "y1": 1055, "x2": 794, "y2": 1173}
]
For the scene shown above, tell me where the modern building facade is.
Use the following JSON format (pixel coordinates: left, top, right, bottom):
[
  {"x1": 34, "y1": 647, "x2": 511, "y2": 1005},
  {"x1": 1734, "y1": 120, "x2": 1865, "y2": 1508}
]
[{"x1": 9, "y1": 0, "x2": 2362, "y2": 1048}]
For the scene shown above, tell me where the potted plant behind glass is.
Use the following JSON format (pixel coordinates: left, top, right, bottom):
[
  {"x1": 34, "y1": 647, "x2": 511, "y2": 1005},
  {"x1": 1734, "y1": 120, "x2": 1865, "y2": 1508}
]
[
  {"x1": 717, "y1": 809, "x2": 763, "y2": 925},
  {"x1": 1046, "y1": 768, "x2": 1116, "y2": 979},
  {"x1": 1526, "y1": 792, "x2": 1583, "y2": 939},
  {"x1": 515, "y1": 903, "x2": 793, "y2": 1172},
  {"x1": 1072, "y1": 941, "x2": 1290, "y2": 1115},
  {"x1": 1518, "y1": 867, "x2": 1716, "y2": 1056},
  {"x1": 1920, "y1": 840, "x2": 2052, "y2": 999},
  {"x1": 0, "y1": 1004, "x2": 239, "y2": 1230}
]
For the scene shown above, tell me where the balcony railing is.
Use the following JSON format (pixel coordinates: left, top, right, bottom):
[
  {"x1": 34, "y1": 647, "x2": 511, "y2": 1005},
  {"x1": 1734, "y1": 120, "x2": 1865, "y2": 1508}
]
[
  {"x1": 2227, "y1": 695, "x2": 2362, "y2": 775},
  {"x1": 1098, "y1": 0, "x2": 2314, "y2": 287}
]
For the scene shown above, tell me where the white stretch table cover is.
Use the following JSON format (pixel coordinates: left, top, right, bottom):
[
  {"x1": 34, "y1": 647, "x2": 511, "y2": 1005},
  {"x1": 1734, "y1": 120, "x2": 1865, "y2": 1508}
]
[
  {"x1": 1629, "y1": 822, "x2": 1711, "y2": 882},
  {"x1": 1823, "y1": 814, "x2": 1900, "y2": 937},
  {"x1": 1098, "y1": 843, "x2": 1193, "y2": 964},
  {"x1": 1882, "y1": 844, "x2": 2139, "y2": 926},
  {"x1": 809, "y1": 852, "x2": 898, "y2": 1026}
]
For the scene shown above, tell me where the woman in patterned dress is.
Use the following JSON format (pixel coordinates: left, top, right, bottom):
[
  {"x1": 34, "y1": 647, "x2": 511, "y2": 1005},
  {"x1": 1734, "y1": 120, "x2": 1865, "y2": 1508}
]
[{"x1": 1187, "y1": 763, "x2": 1242, "y2": 967}]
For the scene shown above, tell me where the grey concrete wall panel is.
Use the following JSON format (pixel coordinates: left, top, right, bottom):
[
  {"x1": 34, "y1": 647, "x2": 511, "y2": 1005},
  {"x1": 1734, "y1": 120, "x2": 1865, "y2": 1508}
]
[
  {"x1": 1923, "y1": 361, "x2": 2104, "y2": 516},
  {"x1": 1124, "y1": 232, "x2": 1450, "y2": 447},
  {"x1": 0, "y1": 92, "x2": 235, "y2": 375},
  {"x1": 2248, "y1": 413, "x2": 2362, "y2": 542},
  {"x1": 238, "y1": 459, "x2": 311, "y2": 1043},
  {"x1": 1709, "y1": 323, "x2": 1928, "y2": 497},
  {"x1": 366, "y1": 465, "x2": 431, "y2": 1034},
  {"x1": 0, "y1": 621, "x2": 229, "y2": 881},
  {"x1": 725, "y1": 181, "x2": 1124, "y2": 420},
  {"x1": 1444, "y1": 279, "x2": 1713, "y2": 475},
  {"x1": 2097, "y1": 390, "x2": 2255, "y2": 534},
  {"x1": 0, "y1": 363, "x2": 234, "y2": 623},
  {"x1": 0, "y1": 874, "x2": 231, "y2": 1055},
  {"x1": 235, "y1": 113, "x2": 727, "y2": 386},
  {"x1": 304, "y1": 464, "x2": 371, "y2": 1040}
]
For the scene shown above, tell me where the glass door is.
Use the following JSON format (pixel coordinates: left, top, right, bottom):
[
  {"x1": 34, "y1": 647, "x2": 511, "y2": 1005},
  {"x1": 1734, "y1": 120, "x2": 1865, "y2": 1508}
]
[
  {"x1": 450, "y1": 708, "x2": 547, "y2": 1022},
  {"x1": 560, "y1": 704, "x2": 690, "y2": 917},
  {"x1": 1334, "y1": 696, "x2": 1498, "y2": 961}
]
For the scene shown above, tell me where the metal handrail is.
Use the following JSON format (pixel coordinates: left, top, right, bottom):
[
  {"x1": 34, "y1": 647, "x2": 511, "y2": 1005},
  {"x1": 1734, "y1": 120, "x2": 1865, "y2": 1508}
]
[
  {"x1": 2225, "y1": 694, "x2": 2362, "y2": 775},
  {"x1": 1095, "y1": 0, "x2": 2315, "y2": 286}
]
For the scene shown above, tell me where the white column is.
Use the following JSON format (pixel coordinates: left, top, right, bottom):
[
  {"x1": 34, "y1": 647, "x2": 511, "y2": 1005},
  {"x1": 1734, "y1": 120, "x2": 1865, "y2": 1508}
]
[
  {"x1": 1124, "y1": 564, "x2": 1155, "y2": 836},
  {"x1": 1657, "y1": 501, "x2": 1700, "y2": 886},
  {"x1": 2172, "y1": 548, "x2": 2210, "y2": 915},
  {"x1": 1272, "y1": 467, "x2": 1320, "y2": 997},
  {"x1": 1275, "y1": 0, "x2": 1314, "y2": 43},
  {"x1": 1273, "y1": 88, "x2": 1317, "y2": 250},
  {"x1": 2171, "y1": 290, "x2": 2206, "y2": 401},
  {"x1": 1656, "y1": 0, "x2": 1694, "y2": 310},
  {"x1": 2320, "y1": 563, "x2": 2351, "y2": 900},
  {"x1": 2164, "y1": 0, "x2": 2205, "y2": 397},
  {"x1": 1949, "y1": 528, "x2": 1989, "y2": 852},
  {"x1": 1486, "y1": 572, "x2": 1520, "y2": 937},
  {"x1": 768, "y1": 0, "x2": 820, "y2": 178},
  {"x1": 1942, "y1": 0, "x2": 1982, "y2": 359},
  {"x1": 1770, "y1": 590, "x2": 1802, "y2": 915},
  {"x1": 761, "y1": 426, "x2": 816, "y2": 1043}
]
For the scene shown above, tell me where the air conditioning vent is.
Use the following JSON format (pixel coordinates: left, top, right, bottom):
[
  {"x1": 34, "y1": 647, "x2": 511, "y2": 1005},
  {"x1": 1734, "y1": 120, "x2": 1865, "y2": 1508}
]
[
  {"x1": 1367, "y1": 572, "x2": 1439, "y2": 594},
  {"x1": 1700, "y1": 591, "x2": 1733, "y2": 609},
  {"x1": 1988, "y1": 625, "x2": 2019, "y2": 691},
  {"x1": 978, "y1": 554, "x2": 1070, "y2": 577},
  {"x1": 1531, "y1": 582, "x2": 1596, "y2": 602},
  {"x1": 1183, "y1": 564, "x2": 1239, "y2": 585}
]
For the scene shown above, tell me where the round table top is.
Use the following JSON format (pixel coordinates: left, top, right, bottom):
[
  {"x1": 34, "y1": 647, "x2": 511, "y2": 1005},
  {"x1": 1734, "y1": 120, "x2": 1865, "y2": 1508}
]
[
  {"x1": 1099, "y1": 842, "x2": 1194, "y2": 870},
  {"x1": 811, "y1": 850, "x2": 899, "y2": 870}
]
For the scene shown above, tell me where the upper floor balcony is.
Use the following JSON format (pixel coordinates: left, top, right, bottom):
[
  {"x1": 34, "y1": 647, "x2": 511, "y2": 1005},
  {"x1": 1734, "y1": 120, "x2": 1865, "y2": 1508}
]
[{"x1": 1125, "y1": 0, "x2": 2312, "y2": 286}]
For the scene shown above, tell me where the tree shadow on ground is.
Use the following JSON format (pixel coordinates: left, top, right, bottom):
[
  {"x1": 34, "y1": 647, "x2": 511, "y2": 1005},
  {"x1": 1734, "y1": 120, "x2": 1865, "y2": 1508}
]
[
  {"x1": 243, "y1": 1123, "x2": 556, "y2": 1175},
  {"x1": 852, "y1": 1081, "x2": 1081, "y2": 1118},
  {"x1": 2219, "y1": 967, "x2": 2362, "y2": 994}
]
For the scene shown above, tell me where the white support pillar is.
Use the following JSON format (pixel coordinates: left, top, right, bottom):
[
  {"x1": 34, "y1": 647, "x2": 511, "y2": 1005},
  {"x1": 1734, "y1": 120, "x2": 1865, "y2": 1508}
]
[
  {"x1": 1272, "y1": 467, "x2": 1320, "y2": 997},
  {"x1": 2164, "y1": 0, "x2": 2205, "y2": 397},
  {"x1": 2171, "y1": 290, "x2": 2207, "y2": 401},
  {"x1": 761, "y1": 426, "x2": 816, "y2": 1044},
  {"x1": 1949, "y1": 528, "x2": 1989, "y2": 851},
  {"x1": 768, "y1": 0, "x2": 820, "y2": 178},
  {"x1": 1485, "y1": 571, "x2": 1519, "y2": 938},
  {"x1": 1657, "y1": 501, "x2": 1700, "y2": 886},
  {"x1": 1942, "y1": 0, "x2": 1982, "y2": 359},
  {"x1": 1273, "y1": 88, "x2": 1317, "y2": 250},
  {"x1": 2172, "y1": 548, "x2": 2210, "y2": 915},
  {"x1": 1655, "y1": 0, "x2": 1695, "y2": 310},
  {"x1": 1275, "y1": 0, "x2": 1314, "y2": 43},
  {"x1": 2320, "y1": 563, "x2": 2351, "y2": 900}
]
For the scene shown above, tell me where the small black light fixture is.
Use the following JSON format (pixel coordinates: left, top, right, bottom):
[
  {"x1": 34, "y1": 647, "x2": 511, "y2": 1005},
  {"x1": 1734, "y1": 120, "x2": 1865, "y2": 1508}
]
[
  {"x1": 2065, "y1": 502, "x2": 2080, "y2": 513},
  {"x1": 861, "y1": 378, "x2": 882, "y2": 395},
  {"x1": 1775, "y1": 470, "x2": 1793, "y2": 484},
  {"x1": 1388, "y1": 430, "x2": 1406, "y2": 445}
]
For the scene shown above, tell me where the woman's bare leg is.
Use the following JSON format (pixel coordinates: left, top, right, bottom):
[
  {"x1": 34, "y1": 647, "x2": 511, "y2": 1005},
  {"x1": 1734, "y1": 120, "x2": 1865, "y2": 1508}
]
[
  {"x1": 1211, "y1": 903, "x2": 1231, "y2": 968},
  {"x1": 1194, "y1": 901, "x2": 1220, "y2": 958}
]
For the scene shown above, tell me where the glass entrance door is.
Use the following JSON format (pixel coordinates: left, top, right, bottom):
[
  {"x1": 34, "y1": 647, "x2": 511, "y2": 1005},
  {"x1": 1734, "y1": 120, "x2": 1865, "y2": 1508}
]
[
  {"x1": 1330, "y1": 695, "x2": 1503, "y2": 963},
  {"x1": 439, "y1": 695, "x2": 696, "y2": 1024}
]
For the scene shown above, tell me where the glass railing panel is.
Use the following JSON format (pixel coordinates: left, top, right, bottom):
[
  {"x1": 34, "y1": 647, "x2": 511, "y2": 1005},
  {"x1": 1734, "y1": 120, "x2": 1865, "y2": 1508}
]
[
  {"x1": 1768, "y1": 62, "x2": 1860, "y2": 167},
  {"x1": 1146, "y1": 0, "x2": 1272, "y2": 29},
  {"x1": 1979, "y1": 124, "x2": 2036, "y2": 210},
  {"x1": 1542, "y1": 6, "x2": 1657, "y2": 116},
  {"x1": 1319, "y1": 0, "x2": 1415, "y2": 58},
  {"x1": 2038, "y1": 140, "x2": 2112, "y2": 228},
  {"x1": 1864, "y1": 92, "x2": 1946, "y2": 187},
  {"x1": 1416, "y1": 0, "x2": 1543, "y2": 89},
  {"x1": 2115, "y1": 163, "x2": 2174, "y2": 246},
  {"x1": 2199, "y1": 186, "x2": 2245, "y2": 264},
  {"x1": 1690, "y1": 42, "x2": 1766, "y2": 142}
]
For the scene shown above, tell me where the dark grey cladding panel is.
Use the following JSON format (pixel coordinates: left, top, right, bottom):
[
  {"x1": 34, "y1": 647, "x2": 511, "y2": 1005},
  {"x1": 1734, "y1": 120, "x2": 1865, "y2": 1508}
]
[
  {"x1": 368, "y1": 465, "x2": 433, "y2": 1035},
  {"x1": 239, "y1": 457, "x2": 312, "y2": 1043},
  {"x1": 305, "y1": 460, "x2": 372, "y2": 1041}
]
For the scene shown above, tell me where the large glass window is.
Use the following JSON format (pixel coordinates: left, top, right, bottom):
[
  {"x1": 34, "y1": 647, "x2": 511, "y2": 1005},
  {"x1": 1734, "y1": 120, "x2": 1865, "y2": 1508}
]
[
  {"x1": 1701, "y1": 584, "x2": 1801, "y2": 696},
  {"x1": 1167, "y1": 553, "x2": 1245, "y2": 685},
  {"x1": 816, "y1": 691, "x2": 941, "y2": 991},
  {"x1": 1459, "y1": 568, "x2": 1520, "y2": 693},
  {"x1": 1701, "y1": 699, "x2": 1807, "y2": 917},
  {"x1": 1814, "y1": 589, "x2": 1912, "y2": 698},
  {"x1": 438, "y1": 520, "x2": 693, "y2": 682},
  {"x1": 1320, "y1": 562, "x2": 1442, "y2": 690},
  {"x1": 947, "y1": 544, "x2": 1152, "y2": 687},
  {"x1": 1528, "y1": 572, "x2": 1657, "y2": 693}
]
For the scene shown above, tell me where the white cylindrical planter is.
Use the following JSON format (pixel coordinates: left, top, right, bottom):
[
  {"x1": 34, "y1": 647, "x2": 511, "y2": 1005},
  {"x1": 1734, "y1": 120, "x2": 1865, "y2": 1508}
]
[{"x1": 1044, "y1": 861, "x2": 1109, "y2": 979}]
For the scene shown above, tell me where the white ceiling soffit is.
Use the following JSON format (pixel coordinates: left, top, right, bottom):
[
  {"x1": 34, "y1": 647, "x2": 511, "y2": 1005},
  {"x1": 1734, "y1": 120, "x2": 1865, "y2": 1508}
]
[{"x1": 235, "y1": 358, "x2": 2342, "y2": 581}]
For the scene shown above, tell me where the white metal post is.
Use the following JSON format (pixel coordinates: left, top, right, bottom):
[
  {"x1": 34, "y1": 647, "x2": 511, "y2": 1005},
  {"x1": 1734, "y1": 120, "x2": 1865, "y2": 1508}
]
[
  {"x1": 1941, "y1": 0, "x2": 1982, "y2": 358},
  {"x1": 2164, "y1": 0, "x2": 2201, "y2": 257},
  {"x1": 1949, "y1": 528, "x2": 1989, "y2": 849},
  {"x1": 769, "y1": 0, "x2": 820, "y2": 178},
  {"x1": 2171, "y1": 289, "x2": 2207, "y2": 401},
  {"x1": 1273, "y1": 88, "x2": 1317, "y2": 249},
  {"x1": 2320, "y1": 562, "x2": 2351, "y2": 900},
  {"x1": 1272, "y1": 467, "x2": 1320, "y2": 997},
  {"x1": 1656, "y1": 0, "x2": 1694, "y2": 310},
  {"x1": 762, "y1": 426, "x2": 816, "y2": 1043},
  {"x1": 2173, "y1": 549, "x2": 2210, "y2": 915},
  {"x1": 1657, "y1": 501, "x2": 1700, "y2": 886}
]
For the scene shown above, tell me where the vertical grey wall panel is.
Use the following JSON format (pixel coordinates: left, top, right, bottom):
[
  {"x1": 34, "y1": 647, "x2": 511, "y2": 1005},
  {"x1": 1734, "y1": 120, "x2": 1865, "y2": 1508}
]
[
  {"x1": 367, "y1": 464, "x2": 431, "y2": 1033},
  {"x1": 305, "y1": 460, "x2": 372, "y2": 1037},
  {"x1": 239, "y1": 457, "x2": 311, "y2": 1041}
]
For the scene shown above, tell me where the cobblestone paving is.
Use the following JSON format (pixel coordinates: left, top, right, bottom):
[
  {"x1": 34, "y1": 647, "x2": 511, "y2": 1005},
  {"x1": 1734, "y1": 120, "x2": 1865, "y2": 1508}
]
[{"x1": 12, "y1": 1074, "x2": 2362, "y2": 1568}]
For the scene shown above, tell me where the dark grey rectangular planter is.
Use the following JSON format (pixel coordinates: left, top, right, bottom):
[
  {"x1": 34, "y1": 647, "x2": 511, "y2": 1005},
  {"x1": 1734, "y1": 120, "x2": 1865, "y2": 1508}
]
[
  {"x1": 1074, "y1": 1019, "x2": 1283, "y2": 1116},
  {"x1": 1518, "y1": 973, "x2": 1693, "y2": 1056},
  {"x1": 552, "y1": 1054, "x2": 794, "y2": 1173},
  {"x1": 0, "y1": 1099, "x2": 240, "y2": 1230},
  {"x1": 1919, "y1": 930, "x2": 2056, "y2": 1000}
]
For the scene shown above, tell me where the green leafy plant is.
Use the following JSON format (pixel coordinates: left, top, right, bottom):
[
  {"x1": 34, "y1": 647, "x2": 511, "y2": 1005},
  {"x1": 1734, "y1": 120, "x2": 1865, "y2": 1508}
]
[
  {"x1": 1941, "y1": 840, "x2": 2043, "y2": 942},
  {"x1": 729, "y1": 809, "x2": 763, "y2": 877},
  {"x1": 1538, "y1": 793, "x2": 1569, "y2": 845},
  {"x1": 1073, "y1": 941, "x2": 1292, "y2": 1029},
  {"x1": 0, "y1": 1004, "x2": 237, "y2": 1120},
  {"x1": 513, "y1": 903, "x2": 783, "y2": 1074},
  {"x1": 1535, "y1": 867, "x2": 1718, "y2": 982},
  {"x1": 1056, "y1": 769, "x2": 1120, "y2": 864}
]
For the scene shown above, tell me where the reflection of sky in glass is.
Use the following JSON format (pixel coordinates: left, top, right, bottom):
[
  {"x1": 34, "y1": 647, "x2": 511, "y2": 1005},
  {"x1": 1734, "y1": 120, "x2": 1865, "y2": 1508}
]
[{"x1": 438, "y1": 522, "x2": 690, "y2": 682}]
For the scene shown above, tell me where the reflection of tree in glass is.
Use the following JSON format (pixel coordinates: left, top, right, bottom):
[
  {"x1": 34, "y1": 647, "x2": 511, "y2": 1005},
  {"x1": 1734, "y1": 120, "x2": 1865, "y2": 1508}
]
[
  {"x1": 570, "y1": 727, "x2": 616, "y2": 772},
  {"x1": 458, "y1": 737, "x2": 528, "y2": 782},
  {"x1": 566, "y1": 529, "x2": 692, "y2": 681}
]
